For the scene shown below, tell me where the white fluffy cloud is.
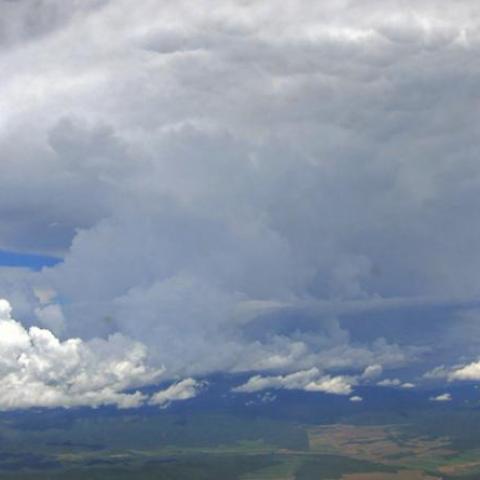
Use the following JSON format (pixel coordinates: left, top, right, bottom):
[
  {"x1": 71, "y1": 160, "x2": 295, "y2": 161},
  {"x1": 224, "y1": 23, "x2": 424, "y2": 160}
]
[
  {"x1": 0, "y1": 299, "x2": 164, "y2": 410},
  {"x1": 2, "y1": 0, "x2": 480, "y2": 393},
  {"x1": 448, "y1": 361, "x2": 480, "y2": 381},
  {"x1": 233, "y1": 368, "x2": 355, "y2": 395},
  {"x1": 430, "y1": 393, "x2": 452, "y2": 402},
  {"x1": 149, "y1": 378, "x2": 205, "y2": 408},
  {"x1": 377, "y1": 378, "x2": 401, "y2": 387},
  {"x1": 350, "y1": 396, "x2": 363, "y2": 403},
  {"x1": 425, "y1": 360, "x2": 480, "y2": 383}
]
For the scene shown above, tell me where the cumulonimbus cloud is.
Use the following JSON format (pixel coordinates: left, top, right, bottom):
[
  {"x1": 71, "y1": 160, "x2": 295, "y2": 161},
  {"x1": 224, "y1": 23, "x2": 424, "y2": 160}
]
[{"x1": 1, "y1": 0, "x2": 480, "y2": 402}]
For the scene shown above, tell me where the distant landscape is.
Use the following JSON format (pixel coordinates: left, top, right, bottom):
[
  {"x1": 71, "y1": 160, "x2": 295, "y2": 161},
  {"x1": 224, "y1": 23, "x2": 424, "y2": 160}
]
[{"x1": 1, "y1": 382, "x2": 480, "y2": 479}]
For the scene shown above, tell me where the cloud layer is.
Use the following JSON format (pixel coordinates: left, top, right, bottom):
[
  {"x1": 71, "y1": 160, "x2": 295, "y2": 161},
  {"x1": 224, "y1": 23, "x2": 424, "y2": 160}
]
[{"x1": 1, "y1": 0, "x2": 480, "y2": 406}]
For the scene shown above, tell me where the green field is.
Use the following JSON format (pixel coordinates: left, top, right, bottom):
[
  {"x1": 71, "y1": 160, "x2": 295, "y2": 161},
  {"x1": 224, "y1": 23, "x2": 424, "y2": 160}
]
[{"x1": 0, "y1": 409, "x2": 480, "y2": 479}]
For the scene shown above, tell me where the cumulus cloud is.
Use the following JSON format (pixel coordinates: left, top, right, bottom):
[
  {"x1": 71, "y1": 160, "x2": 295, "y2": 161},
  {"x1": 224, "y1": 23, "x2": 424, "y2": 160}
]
[
  {"x1": 362, "y1": 364, "x2": 383, "y2": 380},
  {"x1": 430, "y1": 393, "x2": 452, "y2": 402},
  {"x1": 233, "y1": 368, "x2": 355, "y2": 395},
  {"x1": 149, "y1": 378, "x2": 205, "y2": 408},
  {"x1": 2, "y1": 0, "x2": 480, "y2": 391},
  {"x1": 377, "y1": 378, "x2": 401, "y2": 387},
  {"x1": 448, "y1": 361, "x2": 480, "y2": 381},
  {"x1": 425, "y1": 360, "x2": 480, "y2": 382},
  {"x1": 376, "y1": 378, "x2": 415, "y2": 389},
  {"x1": 350, "y1": 396, "x2": 363, "y2": 402},
  {"x1": 0, "y1": 300, "x2": 163, "y2": 410}
]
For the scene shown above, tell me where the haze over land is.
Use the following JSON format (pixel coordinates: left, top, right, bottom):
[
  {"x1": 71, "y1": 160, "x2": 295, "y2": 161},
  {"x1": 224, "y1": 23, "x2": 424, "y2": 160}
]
[{"x1": 1, "y1": 0, "x2": 480, "y2": 411}]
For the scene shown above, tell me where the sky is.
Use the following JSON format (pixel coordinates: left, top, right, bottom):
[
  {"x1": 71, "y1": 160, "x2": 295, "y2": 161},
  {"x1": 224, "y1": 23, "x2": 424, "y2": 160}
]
[
  {"x1": 0, "y1": 250, "x2": 60, "y2": 270},
  {"x1": 1, "y1": 0, "x2": 480, "y2": 409}
]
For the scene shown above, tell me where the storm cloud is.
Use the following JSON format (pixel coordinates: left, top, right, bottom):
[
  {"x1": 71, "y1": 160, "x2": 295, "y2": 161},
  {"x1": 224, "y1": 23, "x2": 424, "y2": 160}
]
[{"x1": 1, "y1": 0, "x2": 480, "y2": 407}]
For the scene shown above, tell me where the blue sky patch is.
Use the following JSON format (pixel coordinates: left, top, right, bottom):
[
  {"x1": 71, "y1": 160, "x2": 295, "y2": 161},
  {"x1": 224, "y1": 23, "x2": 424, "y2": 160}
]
[{"x1": 0, "y1": 250, "x2": 62, "y2": 271}]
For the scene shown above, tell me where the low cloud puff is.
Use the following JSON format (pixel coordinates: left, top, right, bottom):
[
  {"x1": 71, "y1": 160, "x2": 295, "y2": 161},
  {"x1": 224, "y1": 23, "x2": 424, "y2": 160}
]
[
  {"x1": 449, "y1": 361, "x2": 480, "y2": 381},
  {"x1": 233, "y1": 367, "x2": 355, "y2": 395},
  {"x1": 149, "y1": 378, "x2": 205, "y2": 408},
  {"x1": 425, "y1": 361, "x2": 480, "y2": 383},
  {"x1": 430, "y1": 393, "x2": 452, "y2": 402},
  {"x1": 0, "y1": 299, "x2": 164, "y2": 410},
  {"x1": 376, "y1": 378, "x2": 416, "y2": 389},
  {"x1": 349, "y1": 396, "x2": 363, "y2": 402}
]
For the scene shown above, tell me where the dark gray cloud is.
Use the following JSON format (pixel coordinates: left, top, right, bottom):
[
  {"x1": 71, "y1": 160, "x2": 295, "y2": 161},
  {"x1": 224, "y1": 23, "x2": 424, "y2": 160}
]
[
  {"x1": 1, "y1": 0, "x2": 480, "y2": 405},
  {"x1": 0, "y1": 0, "x2": 106, "y2": 48}
]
